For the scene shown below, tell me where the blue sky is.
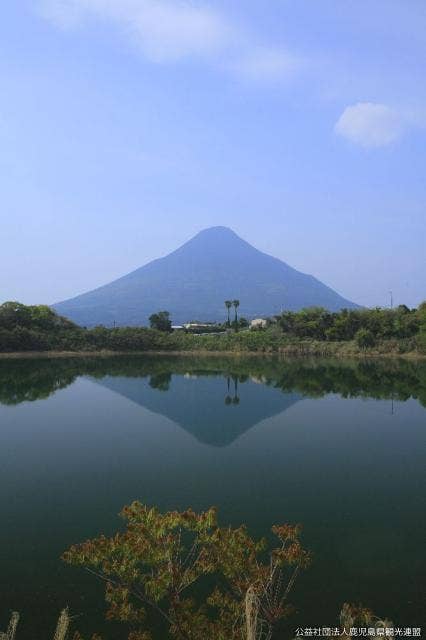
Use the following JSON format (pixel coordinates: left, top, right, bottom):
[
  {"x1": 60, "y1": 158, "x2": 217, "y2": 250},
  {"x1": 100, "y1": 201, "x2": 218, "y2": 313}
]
[{"x1": 1, "y1": 1, "x2": 425, "y2": 308}]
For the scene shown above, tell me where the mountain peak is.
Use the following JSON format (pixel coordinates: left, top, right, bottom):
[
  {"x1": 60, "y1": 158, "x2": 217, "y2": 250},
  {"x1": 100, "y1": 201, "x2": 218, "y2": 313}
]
[
  {"x1": 195, "y1": 226, "x2": 238, "y2": 237},
  {"x1": 189, "y1": 226, "x2": 242, "y2": 243},
  {"x1": 170, "y1": 226, "x2": 251, "y2": 262}
]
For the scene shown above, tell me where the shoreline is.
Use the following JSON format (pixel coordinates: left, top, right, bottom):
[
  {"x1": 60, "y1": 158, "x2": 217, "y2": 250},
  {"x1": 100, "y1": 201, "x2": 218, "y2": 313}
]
[{"x1": 0, "y1": 348, "x2": 424, "y2": 360}]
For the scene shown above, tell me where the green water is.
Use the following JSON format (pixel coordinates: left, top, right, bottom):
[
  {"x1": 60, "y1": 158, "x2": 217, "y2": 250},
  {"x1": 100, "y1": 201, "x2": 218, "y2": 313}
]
[{"x1": 0, "y1": 355, "x2": 425, "y2": 637}]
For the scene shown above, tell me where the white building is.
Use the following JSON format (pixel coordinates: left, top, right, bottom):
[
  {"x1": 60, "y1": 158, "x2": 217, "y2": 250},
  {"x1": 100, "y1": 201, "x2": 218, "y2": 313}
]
[{"x1": 250, "y1": 318, "x2": 268, "y2": 329}]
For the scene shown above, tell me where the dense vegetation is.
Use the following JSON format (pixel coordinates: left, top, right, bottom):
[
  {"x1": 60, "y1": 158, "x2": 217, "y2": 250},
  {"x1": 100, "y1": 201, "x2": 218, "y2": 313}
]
[
  {"x1": 272, "y1": 304, "x2": 422, "y2": 343},
  {"x1": 149, "y1": 311, "x2": 172, "y2": 332},
  {"x1": 0, "y1": 301, "x2": 425, "y2": 355}
]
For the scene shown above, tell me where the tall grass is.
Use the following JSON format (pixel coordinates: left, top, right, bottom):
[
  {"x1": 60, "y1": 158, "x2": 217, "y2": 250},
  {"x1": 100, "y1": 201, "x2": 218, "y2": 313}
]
[{"x1": 0, "y1": 609, "x2": 70, "y2": 640}]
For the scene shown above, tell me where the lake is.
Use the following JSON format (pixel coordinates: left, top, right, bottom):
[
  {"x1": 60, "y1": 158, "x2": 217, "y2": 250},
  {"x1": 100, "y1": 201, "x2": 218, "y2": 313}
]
[{"x1": 0, "y1": 355, "x2": 425, "y2": 638}]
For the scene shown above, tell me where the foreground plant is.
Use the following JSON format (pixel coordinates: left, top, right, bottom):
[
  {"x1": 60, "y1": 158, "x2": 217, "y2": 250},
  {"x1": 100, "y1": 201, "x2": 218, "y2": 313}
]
[
  {"x1": 339, "y1": 603, "x2": 394, "y2": 637},
  {"x1": 0, "y1": 609, "x2": 74, "y2": 640},
  {"x1": 63, "y1": 502, "x2": 311, "y2": 640}
]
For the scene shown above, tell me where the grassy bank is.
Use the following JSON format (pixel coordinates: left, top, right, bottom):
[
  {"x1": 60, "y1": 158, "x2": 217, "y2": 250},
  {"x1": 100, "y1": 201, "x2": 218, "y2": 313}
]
[{"x1": 0, "y1": 336, "x2": 424, "y2": 359}]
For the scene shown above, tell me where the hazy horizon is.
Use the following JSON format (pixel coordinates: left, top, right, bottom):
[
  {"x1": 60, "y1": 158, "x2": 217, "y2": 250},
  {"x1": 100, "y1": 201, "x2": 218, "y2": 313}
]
[{"x1": 1, "y1": 2, "x2": 425, "y2": 309}]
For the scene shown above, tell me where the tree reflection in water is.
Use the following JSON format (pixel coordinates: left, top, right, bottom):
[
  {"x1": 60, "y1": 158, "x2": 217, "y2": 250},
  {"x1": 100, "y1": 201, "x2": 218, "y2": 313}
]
[{"x1": 0, "y1": 355, "x2": 425, "y2": 408}]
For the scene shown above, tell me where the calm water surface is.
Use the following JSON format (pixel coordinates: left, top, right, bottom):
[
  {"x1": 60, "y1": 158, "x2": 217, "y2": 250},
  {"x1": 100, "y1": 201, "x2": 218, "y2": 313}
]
[{"x1": 0, "y1": 356, "x2": 425, "y2": 637}]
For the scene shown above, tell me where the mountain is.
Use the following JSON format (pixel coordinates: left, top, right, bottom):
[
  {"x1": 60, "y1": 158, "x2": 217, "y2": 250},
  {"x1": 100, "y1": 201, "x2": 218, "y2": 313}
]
[{"x1": 53, "y1": 226, "x2": 358, "y2": 326}]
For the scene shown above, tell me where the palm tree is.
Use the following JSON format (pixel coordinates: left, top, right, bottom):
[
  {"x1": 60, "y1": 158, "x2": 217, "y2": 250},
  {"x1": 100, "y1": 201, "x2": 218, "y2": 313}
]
[
  {"x1": 232, "y1": 376, "x2": 240, "y2": 404},
  {"x1": 224, "y1": 300, "x2": 232, "y2": 327},
  {"x1": 232, "y1": 299, "x2": 240, "y2": 329},
  {"x1": 224, "y1": 375, "x2": 232, "y2": 405}
]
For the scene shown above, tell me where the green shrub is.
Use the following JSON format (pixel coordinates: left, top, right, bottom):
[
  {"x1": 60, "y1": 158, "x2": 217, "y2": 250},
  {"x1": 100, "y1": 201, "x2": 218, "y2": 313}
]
[{"x1": 355, "y1": 328, "x2": 376, "y2": 349}]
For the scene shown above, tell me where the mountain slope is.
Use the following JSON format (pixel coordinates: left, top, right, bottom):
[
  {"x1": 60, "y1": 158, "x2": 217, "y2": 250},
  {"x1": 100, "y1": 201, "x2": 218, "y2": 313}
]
[{"x1": 53, "y1": 226, "x2": 358, "y2": 326}]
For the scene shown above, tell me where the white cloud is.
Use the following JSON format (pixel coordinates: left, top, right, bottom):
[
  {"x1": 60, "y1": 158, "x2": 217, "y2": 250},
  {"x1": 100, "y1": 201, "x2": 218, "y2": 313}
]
[
  {"x1": 38, "y1": 0, "x2": 309, "y2": 84},
  {"x1": 131, "y1": 3, "x2": 231, "y2": 62},
  {"x1": 39, "y1": 0, "x2": 232, "y2": 62},
  {"x1": 232, "y1": 46, "x2": 303, "y2": 83},
  {"x1": 335, "y1": 102, "x2": 404, "y2": 148}
]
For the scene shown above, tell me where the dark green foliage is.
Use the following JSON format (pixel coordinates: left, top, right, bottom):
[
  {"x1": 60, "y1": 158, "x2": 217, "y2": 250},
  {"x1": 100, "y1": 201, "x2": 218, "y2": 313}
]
[
  {"x1": 0, "y1": 301, "x2": 76, "y2": 331},
  {"x1": 0, "y1": 301, "x2": 425, "y2": 355},
  {"x1": 149, "y1": 372, "x2": 172, "y2": 391},
  {"x1": 0, "y1": 302, "x2": 86, "y2": 352},
  {"x1": 355, "y1": 328, "x2": 376, "y2": 349},
  {"x1": 275, "y1": 305, "x2": 420, "y2": 342},
  {"x1": 149, "y1": 311, "x2": 172, "y2": 332},
  {"x1": 416, "y1": 302, "x2": 426, "y2": 354}
]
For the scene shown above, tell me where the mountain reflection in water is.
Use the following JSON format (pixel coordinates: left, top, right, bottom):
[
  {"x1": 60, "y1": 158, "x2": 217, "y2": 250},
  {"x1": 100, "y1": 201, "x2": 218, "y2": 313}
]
[{"x1": 1, "y1": 355, "x2": 426, "y2": 446}]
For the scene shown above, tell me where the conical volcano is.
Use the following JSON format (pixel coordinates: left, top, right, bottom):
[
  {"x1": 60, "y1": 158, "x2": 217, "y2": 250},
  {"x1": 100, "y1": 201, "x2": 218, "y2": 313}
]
[{"x1": 53, "y1": 226, "x2": 358, "y2": 326}]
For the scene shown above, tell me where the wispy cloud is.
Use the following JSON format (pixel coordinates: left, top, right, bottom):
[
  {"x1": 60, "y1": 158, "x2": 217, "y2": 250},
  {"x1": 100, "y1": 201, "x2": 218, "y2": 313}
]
[
  {"x1": 39, "y1": 0, "x2": 232, "y2": 62},
  {"x1": 38, "y1": 0, "x2": 307, "y2": 83},
  {"x1": 334, "y1": 102, "x2": 405, "y2": 148}
]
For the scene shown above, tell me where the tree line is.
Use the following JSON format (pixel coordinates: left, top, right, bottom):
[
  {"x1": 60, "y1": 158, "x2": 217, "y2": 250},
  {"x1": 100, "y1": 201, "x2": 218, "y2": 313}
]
[
  {"x1": 0, "y1": 300, "x2": 425, "y2": 354},
  {"x1": 267, "y1": 303, "x2": 426, "y2": 349}
]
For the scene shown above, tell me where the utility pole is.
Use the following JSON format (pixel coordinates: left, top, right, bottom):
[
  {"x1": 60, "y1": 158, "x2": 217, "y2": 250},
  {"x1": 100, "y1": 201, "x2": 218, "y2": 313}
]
[{"x1": 389, "y1": 291, "x2": 393, "y2": 309}]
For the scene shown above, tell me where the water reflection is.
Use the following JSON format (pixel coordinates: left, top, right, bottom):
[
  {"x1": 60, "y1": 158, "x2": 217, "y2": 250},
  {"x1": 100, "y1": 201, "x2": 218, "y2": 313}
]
[
  {"x1": 224, "y1": 375, "x2": 239, "y2": 405},
  {"x1": 98, "y1": 370, "x2": 301, "y2": 446},
  {"x1": 1, "y1": 356, "x2": 425, "y2": 447},
  {"x1": 0, "y1": 355, "x2": 425, "y2": 636},
  {"x1": 1, "y1": 354, "x2": 425, "y2": 407}
]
